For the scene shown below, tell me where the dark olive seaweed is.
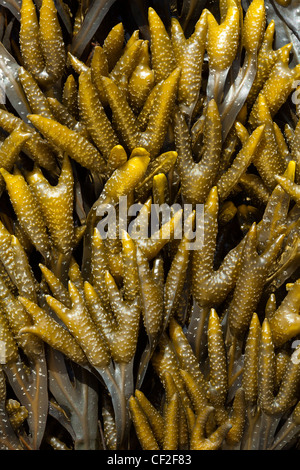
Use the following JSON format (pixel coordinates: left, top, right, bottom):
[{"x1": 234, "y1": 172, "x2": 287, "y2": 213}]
[{"x1": 0, "y1": 0, "x2": 299, "y2": 451}]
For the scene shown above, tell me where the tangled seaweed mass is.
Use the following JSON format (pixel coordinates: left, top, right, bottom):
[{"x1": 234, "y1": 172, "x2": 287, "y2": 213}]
[{"x1": 0, "y1": 0, "x2": 300, "y2": 451}]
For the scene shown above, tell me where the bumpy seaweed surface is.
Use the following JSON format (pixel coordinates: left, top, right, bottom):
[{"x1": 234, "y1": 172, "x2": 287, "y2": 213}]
[{"x1": 0, "y1": 0, "x2": 300, "y2": 451}]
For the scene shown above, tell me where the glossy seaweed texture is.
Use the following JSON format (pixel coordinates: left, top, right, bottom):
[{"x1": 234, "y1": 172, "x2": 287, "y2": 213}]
[{"x1": 0, "y1": 0, "x2": 299, "y2": 451}]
